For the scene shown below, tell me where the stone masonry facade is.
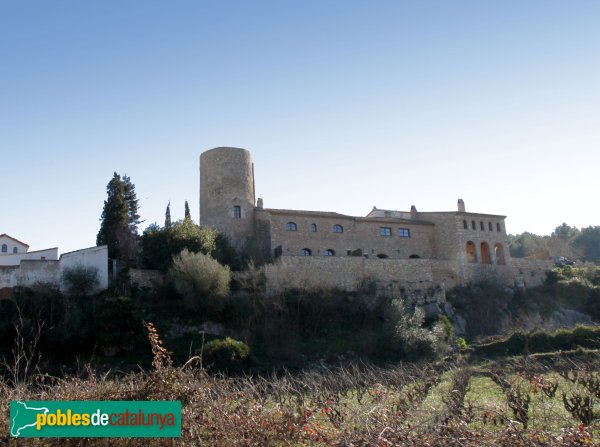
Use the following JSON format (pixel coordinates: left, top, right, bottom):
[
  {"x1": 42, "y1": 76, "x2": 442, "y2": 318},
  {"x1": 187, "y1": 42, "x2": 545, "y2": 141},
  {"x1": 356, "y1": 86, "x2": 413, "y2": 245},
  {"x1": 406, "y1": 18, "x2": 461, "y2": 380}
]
[{"x1": 199, "y1": 147, "x2": 554, "y2": 300}]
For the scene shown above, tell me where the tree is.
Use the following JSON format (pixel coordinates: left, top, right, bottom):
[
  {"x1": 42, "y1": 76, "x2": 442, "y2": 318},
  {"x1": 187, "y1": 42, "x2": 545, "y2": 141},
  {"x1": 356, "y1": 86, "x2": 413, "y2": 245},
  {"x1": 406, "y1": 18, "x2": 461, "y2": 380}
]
[
  {"x1": 165, "y1": 202, "x2": 172, "y2": 228},
  {"x1": 97, "y1": 173, "x2": 140, "y2": 264},
  {"x1": 184, "y1": 201, "x2": 191, "y2": 222},
  {"x1": 573, "y1": 226, "x2": 600, "y2": 262},
  {"x1": 552, "y1": 223, "x2": 580, "y2": 241},
  {"x1": 139, "y1": 219, "x2": 219, "y2": 270}
]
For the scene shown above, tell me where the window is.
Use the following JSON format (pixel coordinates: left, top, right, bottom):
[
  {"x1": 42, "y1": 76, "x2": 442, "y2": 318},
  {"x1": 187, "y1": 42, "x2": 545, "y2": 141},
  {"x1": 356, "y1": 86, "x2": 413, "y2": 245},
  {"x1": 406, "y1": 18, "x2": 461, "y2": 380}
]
[
  {"x1": 233, "y1": 205, "x2": 241, "y2": 218},
  {"x1": 494, "y1": 243, "x2": 505, "y2": 265},
  {"x1": 332, "y1": 224, "x2": 343, "y2": 233},
  {"x1": 488, "y1": 222, "x2": 493, "y2": 231},
  {"x1": 311, "y1": 223, "x2": 317, "y2": 232},
  {"x1": 1, "y1": 244, "x2": 6, "y2": 253},
  {"x1": 324, "y1": 249, "x2": 335, "y2": 256},
  {"x1": 409, "y1": 254, "x2": 421, "y2": 259},
  {"x1": 377, "y1": 253, "x2": 388, "y2": 259},
  {"x1": 286, "y1": 222, "x2": 297, "y2": 231},
  {"x1": 398, "y1": 228, "x2": 410, "y2": 238},
  {"x1": 480, "y1": 221, "x2": 485, "y2": 231},
  {"x1": 496, "y1": 222, "x2": 501, "y2": 232},
  {"x1": 380, "y1": 227, "x2": 392, "y2": 237},
  {"x1": 13, "y1": 247, "x2": 18, "y2": 253},
  {"x1": 301, "y1": 248, "x2": 312, "y2": 256},
  {"x1": 463, "y1": 220, "x2": 468, "y2": 229},
  {"x1": 471, "y1": 220, "x2": 476, "y2": 230}
]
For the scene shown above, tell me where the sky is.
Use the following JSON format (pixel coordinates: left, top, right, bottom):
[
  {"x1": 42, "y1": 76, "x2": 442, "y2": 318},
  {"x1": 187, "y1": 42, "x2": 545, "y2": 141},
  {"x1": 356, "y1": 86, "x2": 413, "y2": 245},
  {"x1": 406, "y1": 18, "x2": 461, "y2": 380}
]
[{"x1": 1, "y1": 0, "x2": 599, "y2": 254}]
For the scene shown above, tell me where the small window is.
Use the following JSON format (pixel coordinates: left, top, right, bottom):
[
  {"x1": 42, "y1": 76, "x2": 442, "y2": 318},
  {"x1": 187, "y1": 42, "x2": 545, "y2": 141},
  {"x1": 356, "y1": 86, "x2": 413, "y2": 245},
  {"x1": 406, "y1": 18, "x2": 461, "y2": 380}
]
[
  {"x1": 301, "y1": 248, "x2": 312, "y2": 256},
  {"x1": 41, "y1": 256, "x2": 46, "y2": 260},
  {"x1": 311, "y1": 223, "x2": 317, "y2": 232},
  {"x1": 13, "y1": 247, "x2": 18, "y2": 254},
  {"x1": 463, "y1": 220, "x2": 468, "y2": 229},
  {"x1": 324, "y1": 249, "x2": 335, "y2": 256},
  {"x1": 377, "y1": 253, "x2": 388, "y2": 259},
  {"x1": 409, "y1": 254, "x2": 421, "y2": 259},
  {"x1": 380, "y1": 227, "x2": 392, "y2": 237},
  {"x1": 233, "y1": 205, "x2": 241, "y2": 219},
  {"x1": 1, "y1": 244, "x2": 6, "y2": 253},
  {"x1": 333, "y1": 224, "x2": 343, "y2": 233},
  {"x1": 471, "y1": 220, "x2": 476, "y2": 230},
  {"x1": 398, "y1": 228, "x2": 410, "y2": 238},
  {"x1": 496, "y1": 222, "x2": 501, "y2": 232},
  {"x1": 488, "y1": 222, "x2": 493, "y2": 231},
  {"x1": 286, "y1": 222, "x2": 297, "y2": 231},
  {"x1": 480, "y1": 221, "x2": 485, "y2": 231}
]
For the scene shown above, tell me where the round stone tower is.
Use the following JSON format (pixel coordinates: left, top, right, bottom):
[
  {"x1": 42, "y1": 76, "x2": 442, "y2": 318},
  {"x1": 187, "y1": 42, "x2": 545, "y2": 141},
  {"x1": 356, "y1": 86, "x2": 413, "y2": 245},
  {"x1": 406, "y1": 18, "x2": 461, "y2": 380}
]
[{"x1": 199, "y1": 147, "x2": 256, "y2": 248}]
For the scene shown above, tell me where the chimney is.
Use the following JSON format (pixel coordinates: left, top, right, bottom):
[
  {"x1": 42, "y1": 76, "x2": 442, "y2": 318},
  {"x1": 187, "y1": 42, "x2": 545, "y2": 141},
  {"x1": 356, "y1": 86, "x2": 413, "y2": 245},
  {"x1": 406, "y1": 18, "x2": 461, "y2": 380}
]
[
  {"x1": 410, "y1": 205, "x2": 418, "y2": 219},
  {"x1": 257, "y1": 198, "x2": 264, "y2": 209},
  {"x1": 457, "y1": 199, "x2": 465, "y2": 213}
]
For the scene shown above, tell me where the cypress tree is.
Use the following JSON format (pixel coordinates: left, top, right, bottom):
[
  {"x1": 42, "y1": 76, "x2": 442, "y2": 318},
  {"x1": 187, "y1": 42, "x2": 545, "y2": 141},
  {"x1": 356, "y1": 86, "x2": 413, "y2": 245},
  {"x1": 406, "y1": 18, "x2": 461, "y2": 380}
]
[
  {"x1": 165, "y1": 202, "x2": 172, "y2": 228},
  {"x1": 97, "y1": 173, "x2": 130, "y2": 260},
  {"x1": 184, "y1": 201, "x2": 191, "y2": 222}
]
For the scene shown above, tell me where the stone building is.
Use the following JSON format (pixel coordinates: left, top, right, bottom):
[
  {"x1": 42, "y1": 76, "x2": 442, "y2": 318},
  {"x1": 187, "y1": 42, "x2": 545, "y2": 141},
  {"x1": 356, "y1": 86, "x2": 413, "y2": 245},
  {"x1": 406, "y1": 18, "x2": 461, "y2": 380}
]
[{"x1": 199, "y1": 147, "x2": 552, "y2": 297}]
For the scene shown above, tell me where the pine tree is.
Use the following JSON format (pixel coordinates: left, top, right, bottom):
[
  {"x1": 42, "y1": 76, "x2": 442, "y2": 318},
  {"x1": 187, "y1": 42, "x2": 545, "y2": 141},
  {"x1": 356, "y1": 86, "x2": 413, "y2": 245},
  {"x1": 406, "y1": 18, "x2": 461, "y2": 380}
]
[
  {"x1": 184, "y1": 201, "x2": 191, "y2": 222},
  {"x1": 165, "y1": 201, "x2": 172, "y2": 228}
]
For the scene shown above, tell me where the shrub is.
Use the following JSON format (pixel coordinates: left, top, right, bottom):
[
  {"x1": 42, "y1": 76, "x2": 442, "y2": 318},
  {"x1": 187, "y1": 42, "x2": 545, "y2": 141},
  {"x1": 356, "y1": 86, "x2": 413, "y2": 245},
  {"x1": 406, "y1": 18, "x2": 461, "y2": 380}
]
[
  {"x1": 394, "y1": 300, "x2": 448, "y2": 360},
  {"x1": 169, "y1": 249, "x2": 231, "y2": 311},
  {"x1": 201, "y1": 337, "x2": 250, "y2": 373},
  {"x1": 61, "y1": 265, "x2": 99, "y2": 296},
  {"x1": 93, "y1": 296, "x2": 143, "y2": 356}
]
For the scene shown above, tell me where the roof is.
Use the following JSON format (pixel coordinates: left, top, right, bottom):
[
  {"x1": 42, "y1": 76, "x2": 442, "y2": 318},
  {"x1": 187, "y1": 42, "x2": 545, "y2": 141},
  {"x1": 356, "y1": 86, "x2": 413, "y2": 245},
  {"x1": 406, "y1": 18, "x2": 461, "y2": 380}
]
[{"x1": 0, "y1": 234, "x2": 30, "y2": 248}]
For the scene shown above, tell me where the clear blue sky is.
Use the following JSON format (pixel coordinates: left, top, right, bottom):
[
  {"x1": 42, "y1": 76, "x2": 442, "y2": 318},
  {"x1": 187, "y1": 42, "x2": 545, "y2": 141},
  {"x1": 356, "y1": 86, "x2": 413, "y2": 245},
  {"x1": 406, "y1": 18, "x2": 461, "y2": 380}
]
[{"x1": 2, "y1": 0, "x2": 599, "y2": 254}]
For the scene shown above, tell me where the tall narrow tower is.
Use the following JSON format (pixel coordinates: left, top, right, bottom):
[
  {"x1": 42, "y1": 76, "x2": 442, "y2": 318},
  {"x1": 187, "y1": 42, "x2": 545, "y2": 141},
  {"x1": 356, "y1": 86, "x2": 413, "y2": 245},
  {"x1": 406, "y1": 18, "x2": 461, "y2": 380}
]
[{"x1": 199, "y1": 147, "x2": 256, "y2": 248}]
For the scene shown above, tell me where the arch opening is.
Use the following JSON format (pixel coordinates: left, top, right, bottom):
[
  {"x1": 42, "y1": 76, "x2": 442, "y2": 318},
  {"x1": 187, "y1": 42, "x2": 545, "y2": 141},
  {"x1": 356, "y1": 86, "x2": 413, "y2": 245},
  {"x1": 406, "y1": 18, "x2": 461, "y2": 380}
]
[
  {"x1": 466, "y1": 241, "x2": 477, "y2": 263},
  {"x1": 481, "y1": 242, "x2": 491, "y2": 264}
]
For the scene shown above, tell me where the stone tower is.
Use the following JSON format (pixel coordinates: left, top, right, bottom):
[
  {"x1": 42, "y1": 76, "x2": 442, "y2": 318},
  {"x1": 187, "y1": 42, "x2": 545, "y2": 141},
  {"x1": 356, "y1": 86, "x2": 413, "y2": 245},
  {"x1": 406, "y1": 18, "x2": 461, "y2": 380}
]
[{"x1": 199, "y1": 147, "x2": 256, "y2": 248}]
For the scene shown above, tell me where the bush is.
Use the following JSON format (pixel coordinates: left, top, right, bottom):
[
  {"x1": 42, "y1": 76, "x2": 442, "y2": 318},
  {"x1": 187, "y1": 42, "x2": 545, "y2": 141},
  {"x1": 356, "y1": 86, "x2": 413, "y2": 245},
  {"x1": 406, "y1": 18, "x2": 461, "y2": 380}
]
[
  {"x1": 169, "y1": 249, "x2": 231, "y2": 311},
  {"x1": 61, "y1": 265, "x2": 99, "y2": 296},
  {"x1": 93, "y1": 296, "x2": 143, "y2": 356},
  {"x1": 394, "y1": 300, "x2": 447, "y2": 360},
  {"x1": 201, "y1": 337, "x2": 250, "y2": 373}
]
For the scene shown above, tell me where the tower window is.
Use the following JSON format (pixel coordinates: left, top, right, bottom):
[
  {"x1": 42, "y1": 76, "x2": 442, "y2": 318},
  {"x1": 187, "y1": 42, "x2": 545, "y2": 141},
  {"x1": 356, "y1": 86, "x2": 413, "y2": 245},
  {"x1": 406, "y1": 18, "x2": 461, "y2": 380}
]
[
  {"x1": 333, "y1": 224, "x2": 343, "y2": 233},
  {"x1": 233, "y1": 206, "x2": 241, "y2": 219},
  {"x1": 286, "y1": 222, "x2": 297, "y2": 231},
  {"x1": 496, "y1": 222, "x2": 501, "y2": 232},
  {"x1": 311, "y1": 223, "x2": 317, "y2": 232},
  {"x1": 13, "y1": 247, "x2": 18, "y2": 253},
  {"x1": 380, "y1": 227, "x2": 391, "y2": 237},
  {"x1": 488, "y1": 222, "x2": 493, "y2": 231},
  {"x1": 324, "y1": 249, "x2": 335, "y2": 256},
  {"x1": 398, "y1": 228, "x2": 410, "y2": 238},
  {"x1": 301, "y1": 248, "x2": 312, "y2": 256},
  {"x1": 471, "y1": 221, "x2": 476, "y2": 230},
  {"x1": 463, "y1": 220, "x2": 468, "y2": 229},
  {"x1": 1, "y1": 244, "x2": 6, "y2": 253},
  {"x1": 480, "y1": 221, "x2": 485, "y2": 231}
]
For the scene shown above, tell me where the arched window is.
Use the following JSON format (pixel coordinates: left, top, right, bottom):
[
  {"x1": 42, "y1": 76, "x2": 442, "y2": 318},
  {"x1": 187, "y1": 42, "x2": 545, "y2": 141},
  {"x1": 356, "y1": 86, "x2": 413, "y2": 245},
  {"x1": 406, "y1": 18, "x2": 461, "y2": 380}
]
[
  {"x1": 463, "y1": 220, "x2": 468, "y2": 229},
  {"x1": 481, "y1": 242, "x2": 491, "y2": 264},
  {"x1": 332, "y1": 224, "x2": 343, "y2": 233},
  {"x1": 466, "y1": 241, "x2": 477, "y2": 263},
  {"x1": 324, "y1": 249, "x2": 335, "y2": 256},
  {"x1": 409, "y1": 254, "x2": 421, "y2": 259},
  {"x1": 377, "y1": 253, "x2": 388, "y2": 259},
  {"x1": 286, "y1": 222, "x2": 297, "y2": 231},
  {"x1": 13, "y1": 247, "x2": 18, "y2": 254},
  {"x1": 311, "y1": 223, "x2": 317, "y2": 232},
  {"x1": 495, "y1": 243, "x2": 505, "y2": 265},
  {"x1": 1, "y1": 244, "x2": 6, "y2": 253},
  {"x1": 301, "y1": 248, "x2": 312, "y2": 256}
]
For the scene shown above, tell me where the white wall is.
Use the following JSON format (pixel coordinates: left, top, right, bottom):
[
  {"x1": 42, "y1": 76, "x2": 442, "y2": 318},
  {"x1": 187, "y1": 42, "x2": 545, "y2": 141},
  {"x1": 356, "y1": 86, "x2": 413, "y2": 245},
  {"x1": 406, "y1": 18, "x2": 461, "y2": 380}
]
[
  {"x1": 0, "y1": 248, "x2": 59, "y2": 266},
  {"x1": 59, "y1": 246, "x2": 109, "y2": 291}
]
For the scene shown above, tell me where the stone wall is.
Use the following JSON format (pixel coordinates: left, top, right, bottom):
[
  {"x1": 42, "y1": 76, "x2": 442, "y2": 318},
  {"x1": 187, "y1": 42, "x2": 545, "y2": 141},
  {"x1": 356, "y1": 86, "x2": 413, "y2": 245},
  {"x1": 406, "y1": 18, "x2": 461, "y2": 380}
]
[
  {"x1": 265, "y1": 256, "x2": 450, "y2": 305},
  {"x1": 130, "y1": 268, "x2": 164, "y2": 288}
]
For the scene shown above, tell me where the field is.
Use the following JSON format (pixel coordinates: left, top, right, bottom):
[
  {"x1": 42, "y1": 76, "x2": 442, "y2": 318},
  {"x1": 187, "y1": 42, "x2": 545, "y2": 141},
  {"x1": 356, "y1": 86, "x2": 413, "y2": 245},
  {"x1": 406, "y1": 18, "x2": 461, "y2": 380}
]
[{"x1": 2, "y1": 348, "x2": 599, "y2": 446}]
